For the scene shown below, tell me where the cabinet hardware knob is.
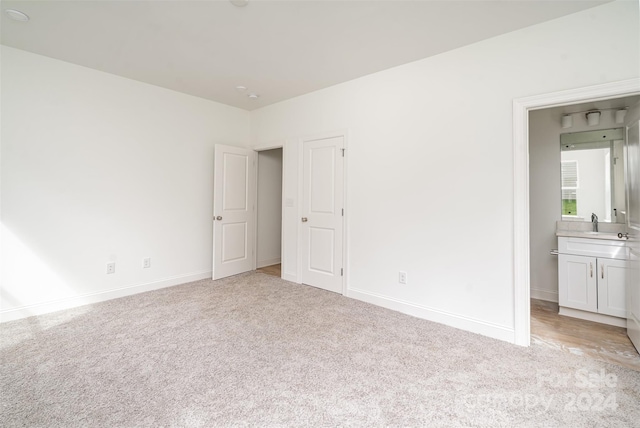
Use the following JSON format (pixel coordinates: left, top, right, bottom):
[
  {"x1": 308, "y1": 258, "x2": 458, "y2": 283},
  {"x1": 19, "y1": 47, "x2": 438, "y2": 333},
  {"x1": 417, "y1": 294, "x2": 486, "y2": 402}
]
[
  {"x1": 216, "y1": 216, "x2": 222, "y2": 221},
  {"x1": 301, "y1": 217, "x2": 308, "y2": 222}
]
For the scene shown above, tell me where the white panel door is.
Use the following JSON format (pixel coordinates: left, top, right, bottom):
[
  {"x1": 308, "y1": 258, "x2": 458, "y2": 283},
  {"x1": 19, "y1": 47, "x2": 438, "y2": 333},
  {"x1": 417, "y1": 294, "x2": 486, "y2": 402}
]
[
  {"x1": 213, "y1": 144, "x2": 255, "y2": 280},
  {"x1": 301, "y1": 136, "x2": 344, "y2": 293},
  {"x1": 627, "y1": 248, "x2": 640, "y2": 353},
  {"x1": 558, "y1": 254, "x2": 597, "y2": 312},
  {"x1": 597, "y1": 258, "x2": 628, "y2": 318},
  {"x1": 626, "y1": 107, "x2": 640, "y2": 353}
]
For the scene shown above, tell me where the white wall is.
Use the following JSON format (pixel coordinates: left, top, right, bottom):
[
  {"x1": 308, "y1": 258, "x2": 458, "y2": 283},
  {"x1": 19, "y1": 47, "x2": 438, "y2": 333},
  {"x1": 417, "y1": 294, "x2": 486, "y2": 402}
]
[
  {"x1": 529, "y1": 105, "x2": 631, "y2": 302},
  {"x1": 529, "y1": 108, "x2": 563, "y2": 302},
  {"x1": 251, "y1": 1, "x2": 639, "y2": 342},
  {"x1": 1, "y1": 46, "x2": 250, "y2": 321},
  {"x1": 256, "y1": 149, "x2": 282, "y2": 268}
]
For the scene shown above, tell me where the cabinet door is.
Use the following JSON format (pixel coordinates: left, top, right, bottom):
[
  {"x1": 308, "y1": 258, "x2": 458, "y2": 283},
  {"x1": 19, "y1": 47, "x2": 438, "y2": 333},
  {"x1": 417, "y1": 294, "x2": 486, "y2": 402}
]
[
  {"x1": 597, "y1": 258, "x2": 628, "y2": 318},
  {"x1": 559, "y1": 254, "x2": 598, "y2": 312}
]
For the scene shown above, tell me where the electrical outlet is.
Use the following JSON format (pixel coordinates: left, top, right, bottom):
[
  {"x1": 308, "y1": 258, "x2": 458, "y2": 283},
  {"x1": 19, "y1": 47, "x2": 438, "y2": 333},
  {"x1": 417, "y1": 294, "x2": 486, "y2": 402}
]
[
  {"x1": 106, "y1": 262, "x2": 116, "y2": 274},
  {"x1": 399, "y1": 271, "x2": 407, "y2": 284},
  {"x1": 143, "y1": 257, "x2": 151, "y2": 269}
]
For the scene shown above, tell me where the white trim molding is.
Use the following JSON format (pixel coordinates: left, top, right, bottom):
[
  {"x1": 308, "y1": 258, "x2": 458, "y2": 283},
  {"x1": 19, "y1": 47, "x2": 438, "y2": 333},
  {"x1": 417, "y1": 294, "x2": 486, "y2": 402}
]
[
  {"x1": 252, "y1": 140, "x2": 286, "y2": 153},
  {"x1": 347, "y1": 287, "x2": 515, "y2": 343},
  {"x1": 530, "y1": 288, "x2": 559, "y2": 303},
  {"x1": 0, "y1": 270, "x2": 212, "y2": 323},
  {"x1": 257, "y1": 258, "x2": 281, "y2": 269},
  {"x1": 559, "y1": 307, "x2": 626, "y2": 328},
  {"x1": 513, "y1": 78, "x2": 640, "y2": 346}
]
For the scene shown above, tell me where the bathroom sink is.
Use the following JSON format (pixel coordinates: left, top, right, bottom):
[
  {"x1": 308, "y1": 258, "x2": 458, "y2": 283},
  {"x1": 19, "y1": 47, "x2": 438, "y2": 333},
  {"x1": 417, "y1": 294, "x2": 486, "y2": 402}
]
[
  {"x1": 579, "y1": 231, "x2": 622, "y2": 239},
  {"x1": 557, "y1": 236, "x2": 629, "y2": 259},
  {"x1": 581, "y1": 231, "x2": 625, "y2": 238},
  {"x1": 556, "y1": 230, "x2": 626, "y2": 240}
]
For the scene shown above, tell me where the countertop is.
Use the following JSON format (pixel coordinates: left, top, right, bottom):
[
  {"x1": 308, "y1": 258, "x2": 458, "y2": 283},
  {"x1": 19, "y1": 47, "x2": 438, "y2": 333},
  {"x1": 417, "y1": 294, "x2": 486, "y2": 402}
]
[
  {"x1": 555, "y1": 220, "x2": 628, "y2": 241},
  {"x1": 555, "y1": 230, "x2": 627, "y2": 241}
]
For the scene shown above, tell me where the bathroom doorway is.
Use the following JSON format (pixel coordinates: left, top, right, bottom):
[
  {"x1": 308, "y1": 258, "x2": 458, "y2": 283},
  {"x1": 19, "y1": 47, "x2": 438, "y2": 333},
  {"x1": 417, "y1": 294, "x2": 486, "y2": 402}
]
[{"x1": 526, "y1": 94, "x2": 640, "y2": 369}]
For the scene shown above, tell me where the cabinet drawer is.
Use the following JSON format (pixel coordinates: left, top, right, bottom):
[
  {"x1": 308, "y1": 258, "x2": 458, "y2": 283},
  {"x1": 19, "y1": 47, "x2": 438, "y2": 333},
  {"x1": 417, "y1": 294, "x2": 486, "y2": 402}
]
[{"x1": 558, "y1": 237, "x2": 629, "y2": 260}]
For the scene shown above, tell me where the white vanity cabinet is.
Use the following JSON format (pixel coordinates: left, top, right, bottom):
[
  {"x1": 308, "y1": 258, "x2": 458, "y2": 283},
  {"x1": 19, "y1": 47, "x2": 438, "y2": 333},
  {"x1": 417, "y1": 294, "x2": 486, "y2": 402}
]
[
  {"x1": 558, "y1": 254, "x2": 627, "y2": 317},
  {"x1": 557, "y1": 236, "x2": 630, "y2": 325}
]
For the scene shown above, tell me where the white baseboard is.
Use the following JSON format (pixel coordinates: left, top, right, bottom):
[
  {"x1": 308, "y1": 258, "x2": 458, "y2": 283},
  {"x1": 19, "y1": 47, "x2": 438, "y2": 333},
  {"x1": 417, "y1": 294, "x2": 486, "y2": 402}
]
[
  {"x1": 282, "y1": 271, "x2": 297, "y2": 283},
  {"x1": 558, "y1": 306, "x2": 626, "y2": 327},
  {"x1": 257, "y1": 258, "x2": 281, "y2": 269},
  {"x1": 530, "y1": 288, "x2": 559, "y2": 303},
  {"x1": 0, "y1": 270, "x2": 212, "y2": 323},
  {"x1": 346, "y1": 287, "x2": 515, "y2": 344}
]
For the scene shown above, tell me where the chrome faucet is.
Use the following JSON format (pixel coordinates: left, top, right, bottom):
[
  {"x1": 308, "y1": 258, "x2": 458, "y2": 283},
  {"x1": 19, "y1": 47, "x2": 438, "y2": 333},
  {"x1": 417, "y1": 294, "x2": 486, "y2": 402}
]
[{"x1": 591, "y1": 213, "x2": 598, "y2": 232}]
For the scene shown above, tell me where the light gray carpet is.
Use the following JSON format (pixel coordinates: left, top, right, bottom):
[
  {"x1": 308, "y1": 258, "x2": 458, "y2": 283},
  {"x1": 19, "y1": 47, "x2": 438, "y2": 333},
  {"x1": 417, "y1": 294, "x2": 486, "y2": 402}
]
[{"x1": 1, "y1": 272, "x2": 639, "y2": 427}]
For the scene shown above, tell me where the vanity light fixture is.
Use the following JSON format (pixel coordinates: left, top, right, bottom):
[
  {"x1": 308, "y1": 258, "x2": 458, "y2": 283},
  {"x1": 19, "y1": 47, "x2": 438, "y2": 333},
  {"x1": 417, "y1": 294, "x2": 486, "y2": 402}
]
[
  {"x1": 586, "y1": 110, "x2": 601, "y2": 126},
  {"x1": 5, "y1": 9, "x2": 29, "y2": 21},
  {"x1": 615, "y1": 109, "x2": 627, "y2": 124},
  {"x1": 561, "y1": 115, "x2": 573, "y2": 129}
]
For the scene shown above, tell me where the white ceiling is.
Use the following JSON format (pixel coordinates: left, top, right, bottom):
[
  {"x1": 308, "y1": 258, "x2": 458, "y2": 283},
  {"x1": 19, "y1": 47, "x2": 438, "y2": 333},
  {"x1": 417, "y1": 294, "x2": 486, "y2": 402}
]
[{"x1": 1, "y1": 0, "x2": 611, "y2": 110}]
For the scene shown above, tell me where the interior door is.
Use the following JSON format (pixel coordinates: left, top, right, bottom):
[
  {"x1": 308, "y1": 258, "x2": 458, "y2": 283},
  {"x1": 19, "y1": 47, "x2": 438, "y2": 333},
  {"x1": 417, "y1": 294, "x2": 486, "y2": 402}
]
[
  {"x1": 628, "y1": 248, "x2": 640, "y2": 353},
  {"x1": 625, "y1": 102, "x2": 640, "y2": 353},
  {"x1": 300, "y1": 135, "x2": 344, "y2": 293},
  {"x1": 212, "y1": 144, "x2": 256, "y2": 280}
]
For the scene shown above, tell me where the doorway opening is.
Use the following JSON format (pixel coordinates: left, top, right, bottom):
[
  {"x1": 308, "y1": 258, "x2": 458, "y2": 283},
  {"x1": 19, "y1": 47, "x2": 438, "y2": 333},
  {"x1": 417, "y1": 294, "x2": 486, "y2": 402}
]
[
  {"x1": 513, "y1": 79, "x2": 640, "y2": 370},
  {"x1": 256, "y1": 148, "x2": 283, "y2": 278}
]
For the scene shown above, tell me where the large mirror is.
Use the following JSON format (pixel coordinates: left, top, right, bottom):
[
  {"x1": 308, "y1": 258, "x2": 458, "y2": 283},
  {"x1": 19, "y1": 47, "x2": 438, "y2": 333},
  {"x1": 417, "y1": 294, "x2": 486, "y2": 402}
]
[{"x1": 560, "y1": 128, "x2": 625, "y2": 223}]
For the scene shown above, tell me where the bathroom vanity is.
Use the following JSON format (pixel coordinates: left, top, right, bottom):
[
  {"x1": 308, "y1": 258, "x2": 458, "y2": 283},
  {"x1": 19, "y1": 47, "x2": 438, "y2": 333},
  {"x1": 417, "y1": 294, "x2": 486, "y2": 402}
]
[{"x1": 556, "y1": 225, "x2": 630, "y2": 327}]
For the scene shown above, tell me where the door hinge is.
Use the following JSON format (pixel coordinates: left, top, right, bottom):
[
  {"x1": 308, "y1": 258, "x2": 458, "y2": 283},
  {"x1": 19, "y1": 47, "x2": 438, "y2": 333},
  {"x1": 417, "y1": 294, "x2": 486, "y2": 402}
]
[
  {"x1": 341, "y1": 268, "x2": 343, "y2": 276},
  {"x1": 342, "y1": 208, "x2": 344, "y2": 216},
  {"x1": 341, "y1": 148, "x2": 345, "y2": 157}
]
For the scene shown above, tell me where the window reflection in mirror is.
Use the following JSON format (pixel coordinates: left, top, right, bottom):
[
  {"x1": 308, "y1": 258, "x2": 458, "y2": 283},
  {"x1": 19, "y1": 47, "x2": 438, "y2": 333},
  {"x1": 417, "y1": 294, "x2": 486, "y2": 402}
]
[{"x1": 560, "y1": 128, "x2": 625, "y2": 223}]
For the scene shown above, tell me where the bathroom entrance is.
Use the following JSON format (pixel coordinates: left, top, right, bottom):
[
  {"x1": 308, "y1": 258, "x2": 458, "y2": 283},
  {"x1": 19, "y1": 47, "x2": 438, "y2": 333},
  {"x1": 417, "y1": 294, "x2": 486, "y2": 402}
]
[{"x1": 526, "y1": 92, "x2": 640, "y2": 370}]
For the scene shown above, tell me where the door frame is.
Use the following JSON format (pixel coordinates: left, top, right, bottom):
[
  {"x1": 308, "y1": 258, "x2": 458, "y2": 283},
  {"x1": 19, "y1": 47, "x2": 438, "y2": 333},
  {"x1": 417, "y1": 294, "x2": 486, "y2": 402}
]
[
  {"x1": 252, "y1": 141, "x2": 286, "y2": 278},
  {"x1": 297, "y1": 129, "x2": 349, "y2": 295},
  {"x1": 512, "y1": 78, "x2": 640, "y2": 346}
]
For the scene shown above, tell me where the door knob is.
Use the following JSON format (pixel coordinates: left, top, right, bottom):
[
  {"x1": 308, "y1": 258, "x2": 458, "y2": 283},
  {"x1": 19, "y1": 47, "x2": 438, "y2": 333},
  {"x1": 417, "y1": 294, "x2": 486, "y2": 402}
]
[
  {"x1": 301, "y1": 217, "x2": 308, "y2": 222},
  {"x1": 216, "y1": 216, "x2": 222, "y2": 221}
]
